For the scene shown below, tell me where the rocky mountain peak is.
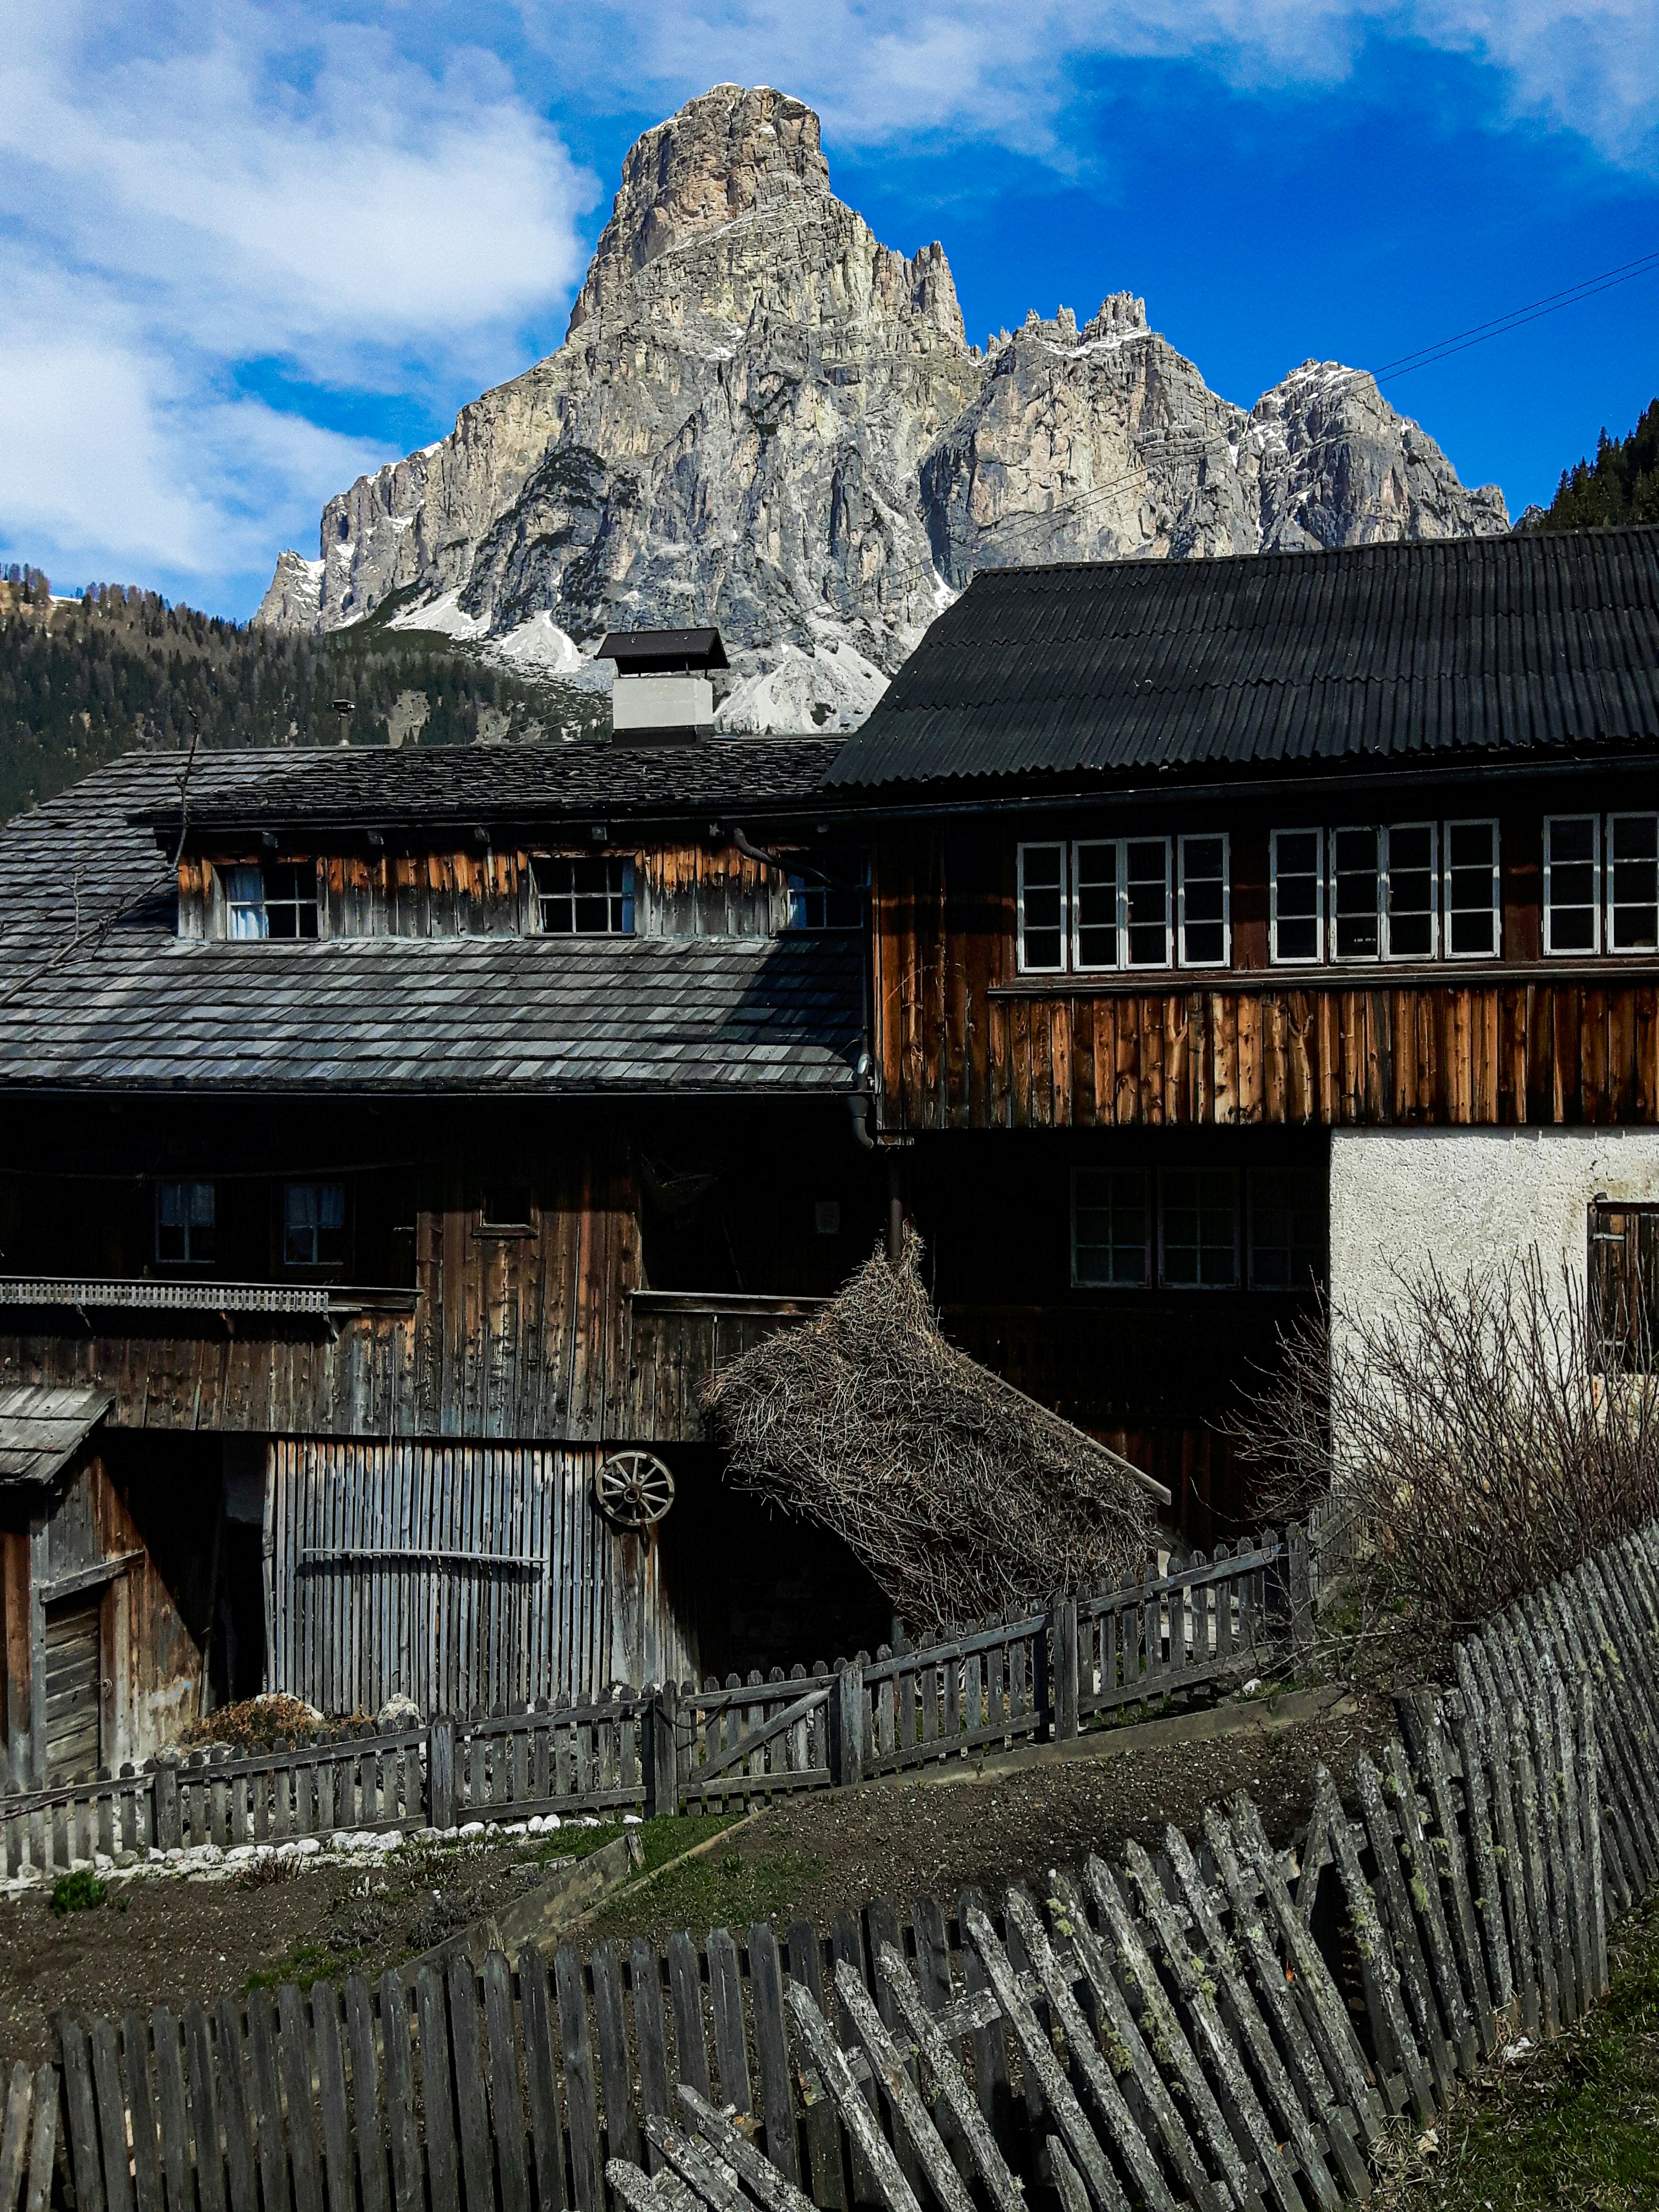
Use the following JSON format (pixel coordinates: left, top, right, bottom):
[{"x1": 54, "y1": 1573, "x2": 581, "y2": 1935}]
[{"x1": 567, "y1": 85, "x2": 831, "y2": 335}]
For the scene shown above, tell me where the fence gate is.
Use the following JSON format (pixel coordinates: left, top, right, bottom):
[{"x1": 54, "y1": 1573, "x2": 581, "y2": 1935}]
[{"x1": 267, "y1": 1440, "x2": 694, "y2": 1718}]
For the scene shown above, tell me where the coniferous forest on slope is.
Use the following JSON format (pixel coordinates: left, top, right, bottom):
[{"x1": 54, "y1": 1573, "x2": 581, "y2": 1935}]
[
  {"x1": 1527, "y1": 397, "x2": 1659, "y2": 530},
  {"x1": 0, "y1": 567, "x2": 605, "y2": 824}
]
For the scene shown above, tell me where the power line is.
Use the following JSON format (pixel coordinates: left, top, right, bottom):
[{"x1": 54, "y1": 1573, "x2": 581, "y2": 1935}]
[{"x1": 1376, "y1": 248, "x2": 1659, "y2": 382}]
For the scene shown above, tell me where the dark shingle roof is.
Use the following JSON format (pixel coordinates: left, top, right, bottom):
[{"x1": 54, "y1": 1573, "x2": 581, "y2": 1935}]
[
  {"x1": 0, "y1": 755, "x2": 863, "y2": 1095},
  {"x1": 136, "y1": 735, "x2": 841, "y2": 836},
  {"x1": 827, "y1": 528, "x2": 1659, "y2": 791}
]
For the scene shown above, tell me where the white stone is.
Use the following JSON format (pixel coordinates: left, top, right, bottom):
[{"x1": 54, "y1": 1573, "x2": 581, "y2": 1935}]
[
  {"x1": 459, "y1": 1821, "x2": 486, "y2": 1839},
  {"x1": 622, "y1": 1814, "x2": 643, "y2": 1826}
]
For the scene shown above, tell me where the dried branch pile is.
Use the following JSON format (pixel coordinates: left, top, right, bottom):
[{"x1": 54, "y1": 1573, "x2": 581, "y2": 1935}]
[{"x1": 700, "y1": 1238, "x2": 1154, "y2": 1638}]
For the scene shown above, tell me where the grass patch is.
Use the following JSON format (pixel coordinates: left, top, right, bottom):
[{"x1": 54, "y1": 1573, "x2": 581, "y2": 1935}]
[
  {"x1": 1389, "y1": 1896, "x2": 1659, "y2": 2209},
  {"x1": 534, "y1": 1813, "x2": 738, "y2": 1875},
  {"x1": 592, "y1": 1843, "x2": 822, "y2": 1937},
  {"x1": 51, "y1": 1869, "x2": 107, "y2": 1916},
  {"x1": 246, "y1": 1942, "x2": 342, "y2": 1993}
]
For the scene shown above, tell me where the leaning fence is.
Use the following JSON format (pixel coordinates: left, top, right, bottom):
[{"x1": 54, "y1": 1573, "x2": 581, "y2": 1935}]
[
  {"x1": 34, "y1": 1516, "x2": 1659, "y2": 2212},
  {"x1": 2, "y1": 1536, "x2": 1300, "y2": 1881}
]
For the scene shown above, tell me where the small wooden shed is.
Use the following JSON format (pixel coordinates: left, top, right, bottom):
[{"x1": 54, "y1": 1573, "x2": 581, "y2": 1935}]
[{"x1": 0, "y1": 1385, "x2": 202, "y2": 1784}]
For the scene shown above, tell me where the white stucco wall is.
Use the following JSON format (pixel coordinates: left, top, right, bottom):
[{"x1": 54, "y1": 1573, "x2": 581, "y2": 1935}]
[{"x1": 1329, "y1": 1127, "x2": 1659, "y2": 1314}]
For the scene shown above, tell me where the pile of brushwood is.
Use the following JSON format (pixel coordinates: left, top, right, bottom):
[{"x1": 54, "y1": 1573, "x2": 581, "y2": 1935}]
[{"x1": 700, "y1": 1237, "x2": 1153, "y2": 1639}]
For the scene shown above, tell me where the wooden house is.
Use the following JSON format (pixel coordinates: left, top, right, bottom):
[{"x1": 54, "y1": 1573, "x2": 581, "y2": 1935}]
[{"x1": 830, "y1": 526, "x2": 1659, "y2": 1537}]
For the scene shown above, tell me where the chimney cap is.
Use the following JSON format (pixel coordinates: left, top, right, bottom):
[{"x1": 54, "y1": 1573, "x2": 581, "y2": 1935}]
[{"x1": 598, "y1": 625, "x2": 729, "y2": 674}]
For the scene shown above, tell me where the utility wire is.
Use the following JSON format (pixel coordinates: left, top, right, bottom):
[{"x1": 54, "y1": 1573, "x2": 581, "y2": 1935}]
[{"x1": 1376, "y1": 248, "x2": 1659, "y2": 382}]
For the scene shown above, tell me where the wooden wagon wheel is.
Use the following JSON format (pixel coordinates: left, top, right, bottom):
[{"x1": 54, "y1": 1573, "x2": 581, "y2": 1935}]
[{"x1": 593, "y1": 1449, "x2": 675, "y2": 1530}]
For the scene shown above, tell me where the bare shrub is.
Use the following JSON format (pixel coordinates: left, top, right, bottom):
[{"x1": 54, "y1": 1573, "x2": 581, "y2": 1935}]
[
  {"x1": 1230, "y1": 1249, "x2": 1659, "y2": 1636},
  {"x1": 700, "y1": 1235, "x2": 1155, "y2": 1639}
]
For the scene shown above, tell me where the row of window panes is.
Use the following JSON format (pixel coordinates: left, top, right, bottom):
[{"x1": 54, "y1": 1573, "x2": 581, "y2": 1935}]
[
  {"x1": 1072, "y1": 1166, "x2": 1323, "y2": 1290},
  {"x1": 1268, "y1": 822, "x2": 1500, "y2": 963},
  {"x1": 1019, "y1": 836, "x2": 1229, "y2": 973},
  {"x1": 1544, "y1": 816, "x2": 1659, "y2": 954},
  {"x1": 155, "y1": 1180, "x2": 345, "y2": 1266}
]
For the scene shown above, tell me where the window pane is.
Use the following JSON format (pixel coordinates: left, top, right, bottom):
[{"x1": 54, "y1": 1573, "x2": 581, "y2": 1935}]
[
  {"x1": 538, "y1": 856, "x2": 635, "y2": 937},
  {"x1": 1249, "y1": 1169, "x2": 1325, "y2": 1288},
  {"x1": 1446, "y1": 820, "x2": 1498, "y2": 956},
  {"x1": 1072, "y1": 842, "x2": 1118, "y2": 968},
  {"x1": 1332, "y1": 827, "x2": 1380, "y2": 959},
  {"x1": 1547, "y1": 816, "x2": 1599, "y2": 953},
  {"x1": 1272, "y1": 830, "x2": 1321, "y2": 962},
  {"x1": 1073, "y1": 1169, "x2": 1148, "y2": 1286},
  {"x1": 226, "y1": 865, "x2": 266, "y2": 940},
  {"x1": 284, "y1": 1182, "x2": 345, "y2": 1265},
  {"x1": 264, "y1": 862, "x2": 319, "y2": 940},
  {"x1": 1124, "y1": 840, "x2": 1171, "y2": 966},
  {"x1": 1019, "y1": 844, "x2": 1065, "y2": 971},
  {"x1": 1160, "y1": 1168, "x2": 1238, "y2": 1287},
  {"x1": 1179, "y1": 835, "x2": 1227, "y2": 965},
  {"x1": 1385, "y1": 823, "x2": 1436, "y2": 959},
  {"x1": 1610, "y1": 814, "x2": 1659, "y2": 951},
  {"x1": 158, "y1": 1181, "x2": 213, "y2": 1263}
]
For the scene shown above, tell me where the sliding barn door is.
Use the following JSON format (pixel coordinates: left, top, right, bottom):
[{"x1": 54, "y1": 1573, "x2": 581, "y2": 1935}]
[{"x1": 266, "y1": 1440, "x2": 693, "y2": 1719}]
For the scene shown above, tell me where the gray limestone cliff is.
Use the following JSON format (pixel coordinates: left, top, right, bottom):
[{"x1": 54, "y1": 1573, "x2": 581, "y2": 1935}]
[{"x1": 257, "y1": 84, "x2": 1509, "y2": 730}]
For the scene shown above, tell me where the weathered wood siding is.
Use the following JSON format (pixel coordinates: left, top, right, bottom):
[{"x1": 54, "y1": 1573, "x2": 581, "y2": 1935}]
[
  {"x1": 875, "y1": 825, "x2": 1659, "y2": 1132},
  {"x1": 267, "y1": 1439, "x2": 695, "y2": 1714}
]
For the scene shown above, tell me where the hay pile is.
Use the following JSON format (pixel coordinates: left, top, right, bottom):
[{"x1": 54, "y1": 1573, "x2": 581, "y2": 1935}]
[{"x1": 700, "y1": 1238, "x2": 1157, "y2": 1639}]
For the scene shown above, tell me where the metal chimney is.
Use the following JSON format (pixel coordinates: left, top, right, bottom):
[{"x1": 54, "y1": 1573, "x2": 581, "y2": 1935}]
[{"x1": 597, "y1": 627, "x2": 728, "y2": 746}]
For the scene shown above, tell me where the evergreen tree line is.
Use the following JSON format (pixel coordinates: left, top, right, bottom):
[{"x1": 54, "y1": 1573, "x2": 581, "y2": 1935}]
[
  {"x1": 0, "y1": 574, "x2": 605, "y2": 823},
  {"x1": 1526, "y1": 398, "x2": 1659, "y2": 532}
]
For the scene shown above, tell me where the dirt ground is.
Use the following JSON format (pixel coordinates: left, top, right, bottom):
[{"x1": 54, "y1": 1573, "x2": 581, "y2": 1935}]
[{"x1": 0, "y1": 1686, "x2": 1396, "y2": 2068}]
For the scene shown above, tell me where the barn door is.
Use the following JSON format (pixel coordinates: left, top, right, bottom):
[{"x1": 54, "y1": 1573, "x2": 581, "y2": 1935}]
[{"x1": 42, "y1": 1594, "x2": 103, "y2": 1783}]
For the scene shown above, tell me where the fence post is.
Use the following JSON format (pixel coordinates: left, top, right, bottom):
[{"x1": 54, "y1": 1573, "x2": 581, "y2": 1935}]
[
  {"x1": 833, "y1": 1660, "x2": 866, "y2": 1787},
  {"x1": 1288, "y1": 1524, "x2": 1314, "y2": 1657},
  {"x1": 1053, "y1": 1599, "x2": 1080, "y2": 1741},
  {"x1": 153, "y1": 1759, "x2": 181, "y2": 1851},
  {"x1": 428, "y1": 1719, "x2": 455, "y2": 1831},
  {"x1": 645, "y1": 1682, "x2": 679, "y2": 1819}
]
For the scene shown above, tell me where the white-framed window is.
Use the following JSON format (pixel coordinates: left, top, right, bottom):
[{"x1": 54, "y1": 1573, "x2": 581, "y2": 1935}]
[
  {"x1": 1329, "y1": 826, "x2": 1381, "y2": 961},
  {"x1": 1270, "y1": 828, "x2": 1324, "y2": 964},
  {"x1": 1607, "y1": 813, "x2": 1659, "y2": 953},
  {"x1": 284, "y1": 1182, "x2": 346, "y2": 1267},
  {"x1": 1071, "y1": 1167, "x2": 1151, "y2": 1286},
  {"x1": 1158, "y1": 1167, "x2": 1238, "y2": 1288},
  {"x1": 1017, "y1": 842, "x2": 1067, "y2": 973},
  {"x1": 534, "y1": 856, "x2": 635, "y2": 935},
  {"x1": 156, "y1": 1181, "x2": 215, "y2": 1265},
  {"x1": 1071, "y1": 838, "x2": 1172, "y2": 971},
  {"x1": 1545, "y1": 815, "x2": 1601, "y2": 955},
  {"x1": 1178, "y1": 834, "x2": 1229, "y2": 966},
  {"x1": 1326, "y1": 824, "x2": 1439, "y2": 961},
  {"x1": 1248, "y1": 1169, "x2": 1325, "y2": 1289},
  {"x1": 225, "y1": 861, "x2": 318, "y2": 940},
  {"x1": 1443, "y1": 819, "x2": 1501, "y2": 958}
]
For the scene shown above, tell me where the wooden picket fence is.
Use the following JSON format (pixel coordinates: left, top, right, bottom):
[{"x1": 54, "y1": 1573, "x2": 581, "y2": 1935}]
[
  {"x1": 2, "y1": 1541, "x2": 1297, "y2": 1881},
  {"x1": 36, "y1": 1515, "x2": 1659, "y2": 2212},
  {"x1": 0, "y1": 2061, "x2": 55, "y2": 2212}
]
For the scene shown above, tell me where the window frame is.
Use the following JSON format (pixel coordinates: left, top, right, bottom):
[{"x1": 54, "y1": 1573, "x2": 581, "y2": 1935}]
[
  {"x1": 1155, "y1": 1166, "x2": 1240, "y2": 1290},
  {"x1": 222, "y1": 861, "x2": 319, "y2": 941},
  {"x1": 1442, "y1": 817, "x2": 1502, "y2": 962},
  {"x1": 1269, "y1": 827, "x2": 1325, "y2": 966},
  {"x1": 1070, "y1": 1166, "x2": 1152, "y2": 1288},
  {"x1": 533, "y1": 854, "x2": 637, "y2": 937},
  {"x1": 1246, "y1": 1166, "x2": 1327, "y2": 1291},
  {"x1": 156, "y1": 1180, "x2": 216, "y2": 1267},
  {"x1": 1381, "y1": 820, "x2": 1439, "y2": 963},
  {"x1": 1177, "y1": 832, "x2": 1230, "y2": 969},
  {"x1": 1069, "y1": 837, "x2": 1173, "y2": 973},
  {"x1": 1016, "y1": 842, "x2": 1068, "y2": 975},
  {"x1": 1605, "y1": 811, "x2": 1659, "y2": 955},
  {"x1": 1327, "y1": 824, "x2": 1383, "y2": 963},
  {"x1": 282, "y1": 1180, "x2": 348, "y2": 1270},
  {"x1": 1544, "y1": 813, "x2": 1603, "y2": 956},
  {"x1": 785, "y1": 853, "x2": 869, "y2": 933}
]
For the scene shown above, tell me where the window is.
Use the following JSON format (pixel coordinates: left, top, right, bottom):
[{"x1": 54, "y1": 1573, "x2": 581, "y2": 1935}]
[
  {"x1": 1545, "y1": 815, "x2": 1600, "y2": 954},
  {"x1": 1158, "y1": 1168, "x2": 1238, "y2": 1287},
  {"x1": 1072, "y1": 1169, "x2": 1150, "y2": 1286},
  {"x1": 1607, "y1": 814, "x2": 1659, "y2": 953},
  {"x1": 1017, "y1": 843, "x2": 1066, "y2": 973},
  {"x1": 480, "y1": 1185, "x2": 534, "y2": 1230},
  {"x1": 1270, "y1": 829, "x2": 1323, "y2": 963},
  {"x1": 1178, "y1": 835, "x2": 1229, "y2": 966},
  {"x1": 284, "y1": 1182, "x2": 346, "y2": 1267},
  {"x1": 814, "y1": 1200, "x2": 842, "y2": 1236},
  {"x1": 1444, "y1": 820, "x2": 1500, "y2": 958},
  {"x1": 1248, "y1": 1169, "x2": 1325, "y2": 1289},
  {"x1": 1071, "y1": 839, "x2": 1172, "y2": 970},
  {"x1": 225, "y1": 862, "x2": 318, "y2": 940},
  {"x1": 156, "y1": 1181, "x2": 214, "y2": 1264},
  {"x1": 1590, "y1": 1202, "x2": 1659, "y2": 1372},
  {"x1": 535, "y1": 857, "x2": 635, "y2": 935},
  {"x1": 1384, "y1": 823, "x2": 1437, "y2": 959},
  {"x1": 786, "y1": 859, "x2": 867, "y2": 932},
  {"x1": 1329, "y1": 827, "x2": 1381, "y2": 960}
]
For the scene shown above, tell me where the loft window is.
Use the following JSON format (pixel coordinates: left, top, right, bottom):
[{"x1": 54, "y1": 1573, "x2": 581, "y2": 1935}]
[
  {"x1": 1248, "y1": 1169, "x2": 1325, "y2": 1289},
  {"x1": 1017, "y1": 842, "x2": 1066, "y2": 973},
  {"x1": 787, "y1": 854, "x2": 868, "y2": 931},
  {"x1": 226, "y1": 862, "x2": 318, "y2": 940},
  {"x1": 1444, "y1": 820, "x2": 1501, "y2": 958},
  {"x1": 480, "y1": 1185, "x2": 534, "y2": 1230},
  {"x1": 1607, "y1": 814, "x2": 1659, "y2": 952},
  {"x1": 1072, "y1": 839, "x2": 1172, "y2": 970},
  {"x1": 156, "y1": 1181, "x2": 215, "y2": 1265},
  {"x1": 1545, "y1": 815, "x2": 1601, "y2": 954},
  {"x1": 535, "y1": 856, "x2": 635, "y2": 935},
  {"x1": 1270, "y1": 829, "x2": 1323, "y2": 963},
  {"x1": 1178, "y1": 834, "x2": 1229, "y2": 966},
  {"x1": 1072, "y1": 1168, "x2": 1150, "y2": 1286},
  {"x1": 1590, "y1": 1202, "x2": 1659, "y2": 1372},
  {"x1": 284, "y1": 1182, "x2": 346, "y2": 1267},
  {"x1": 1159, "y1": 1168, "x2": 1238, "y2": 1287}
]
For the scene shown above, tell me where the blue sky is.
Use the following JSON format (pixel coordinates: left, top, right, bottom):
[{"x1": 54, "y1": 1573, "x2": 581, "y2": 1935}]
[{"x1": 3, "y1": 1, "x2": 1659, "y2": 620}]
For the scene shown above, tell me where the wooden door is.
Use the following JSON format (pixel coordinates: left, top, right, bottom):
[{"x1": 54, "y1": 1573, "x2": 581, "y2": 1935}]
[{"x1": 42, "y1": 1593, "x2": 103, "y2": 1783}]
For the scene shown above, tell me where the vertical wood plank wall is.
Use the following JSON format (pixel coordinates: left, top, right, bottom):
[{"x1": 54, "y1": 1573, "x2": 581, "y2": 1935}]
[{"x1": 267, "y1": 1440, "x2": 696, "y2": 1715}]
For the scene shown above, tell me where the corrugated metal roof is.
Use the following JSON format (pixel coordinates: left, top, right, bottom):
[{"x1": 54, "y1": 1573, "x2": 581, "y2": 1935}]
[
  {"x1": 827, "y1": 528, "x2": 1659, "y2": 790},
  {"x1": 0, "y1": 1383, "x2": 113, "y2": 1489},
  {"x1": 597, "y1": 627, "x2": 729, "y2": 672}
]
